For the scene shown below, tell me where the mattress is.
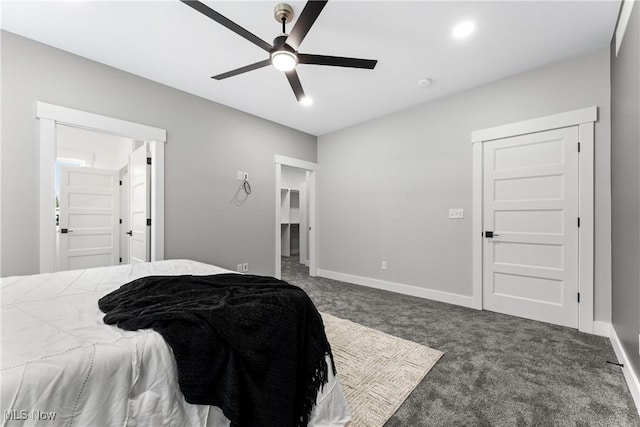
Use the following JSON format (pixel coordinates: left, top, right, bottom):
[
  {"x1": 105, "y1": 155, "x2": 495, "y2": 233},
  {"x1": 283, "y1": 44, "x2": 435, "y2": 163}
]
[{"x1": 1, "y1": 259, "x2": 351, "y2": 426}]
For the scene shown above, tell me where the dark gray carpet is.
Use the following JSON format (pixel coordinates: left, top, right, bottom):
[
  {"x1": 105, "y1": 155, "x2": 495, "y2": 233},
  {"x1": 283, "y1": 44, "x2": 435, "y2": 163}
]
[{"x1": 281, "y1": 256, "x2": 640, "y2": 426}]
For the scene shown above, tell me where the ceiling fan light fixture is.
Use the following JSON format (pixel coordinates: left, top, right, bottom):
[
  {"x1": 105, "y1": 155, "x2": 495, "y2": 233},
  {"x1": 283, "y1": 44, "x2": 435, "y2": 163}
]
[
  {"x1": 182, "y1": 1, "x2": 377, "y2": 102},
  {"x1": 271, "y1": 50, "x2": 298, "y2": 71}
]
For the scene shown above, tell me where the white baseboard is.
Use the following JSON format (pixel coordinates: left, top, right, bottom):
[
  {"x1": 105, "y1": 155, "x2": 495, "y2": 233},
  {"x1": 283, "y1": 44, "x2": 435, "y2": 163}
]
[
  {"x1": 610, "y1": 325, "x2": 640, "y2": 416},
  {"x1": 316, "y1": 269, "x2": 477, "y2": 309},
  {"x1": 593, "y1": 321, "x2": 611, "y2": 337}
]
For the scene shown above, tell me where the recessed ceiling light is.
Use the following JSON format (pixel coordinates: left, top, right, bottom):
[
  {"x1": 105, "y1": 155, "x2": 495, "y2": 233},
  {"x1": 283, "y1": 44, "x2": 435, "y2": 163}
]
[
  {"x1": 300, "y1": 97, "x2": 313, "y2": 106},
  {"x1": 417, "y1": 78, "x2": 432, "y2": 88},
  {"x1": 452, "y1": 21, "x2": 475, "y2": 39}
]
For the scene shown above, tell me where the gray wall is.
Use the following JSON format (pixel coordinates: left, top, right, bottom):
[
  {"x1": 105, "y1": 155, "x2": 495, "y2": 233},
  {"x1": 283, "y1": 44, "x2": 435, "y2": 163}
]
[
  {"x1": 318, "y1": 48, "x2": 612, "y2": 322},
  {"x1": 0, "y1": 31, "x2": 316, "y2": 277},
  {"x1": 611, "y1": 4, "x2": 640, "y2": 379}
]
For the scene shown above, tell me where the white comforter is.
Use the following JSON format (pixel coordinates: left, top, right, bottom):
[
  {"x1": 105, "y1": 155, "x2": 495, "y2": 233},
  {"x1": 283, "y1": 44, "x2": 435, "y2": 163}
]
[{"x1": 1, "y1": 260, "x2": 350, "y2": 427}]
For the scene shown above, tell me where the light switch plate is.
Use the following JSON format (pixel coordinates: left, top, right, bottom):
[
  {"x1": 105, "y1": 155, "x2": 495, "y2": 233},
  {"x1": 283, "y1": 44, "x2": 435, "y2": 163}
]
[{"x1": 449, "y1": 208, "x2": 464, "y2": 219}]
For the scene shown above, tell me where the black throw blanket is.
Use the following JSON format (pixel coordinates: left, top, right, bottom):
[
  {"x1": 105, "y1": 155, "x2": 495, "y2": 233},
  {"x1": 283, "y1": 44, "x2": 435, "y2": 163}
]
[{"x1": 98, "y1": 273, "x2": 335, "y2": 427}]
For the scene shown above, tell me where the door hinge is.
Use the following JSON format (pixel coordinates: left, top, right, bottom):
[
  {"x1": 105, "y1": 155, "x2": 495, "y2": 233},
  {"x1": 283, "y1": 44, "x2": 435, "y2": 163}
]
[
  {"x1": 578, "y1": 217, "x2": 581, "y2": 227},
  {"x1": 147, "y1": 218, "x2": 152, "y2": 226},
  {"x1": 577, "y1": 293, "x2": 581, "y2": 303},
  {"x1": 578, "y1": 142, "x2": 581, "y2": 152},
  {"x1": 119, "y1": 218, "x2": 122, "y2": 224},
  {"x1": 147, "y1": 157, "x2": 152, "y2": 165},
  {"x1": 119, "y1": 180, "x2": 122, "y2": 186},
  {"x1": 119, "y1": 257, "x2": 122, "y2": 263}
]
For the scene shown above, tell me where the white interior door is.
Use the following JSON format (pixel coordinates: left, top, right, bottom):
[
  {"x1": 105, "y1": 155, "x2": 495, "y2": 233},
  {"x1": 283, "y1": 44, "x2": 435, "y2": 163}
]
[
  {"x1": 58, "y1": 166, "x2": 119, "y2": 271},
  {"x1": 119, "y1": 167, "x2": 130, "y2": 264},
  {"x1": 129, "y1": 144, "x2": 150, "y2": 264},
  {"x1": 483, "y1": 126, "x2": 579, "y2": 328}
]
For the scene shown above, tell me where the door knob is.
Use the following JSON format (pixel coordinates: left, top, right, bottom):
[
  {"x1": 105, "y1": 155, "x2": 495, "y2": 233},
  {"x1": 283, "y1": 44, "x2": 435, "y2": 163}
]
[
  {"x1": 126, "y1": 231, "x2": 133, "y2": 236},
  {"x1": 484, "y1": 231, "x2": 500, "y2": 238}
]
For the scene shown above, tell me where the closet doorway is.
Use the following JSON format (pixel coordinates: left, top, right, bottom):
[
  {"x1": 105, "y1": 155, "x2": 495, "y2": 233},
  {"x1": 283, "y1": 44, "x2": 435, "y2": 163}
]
[{"x1": 274, "y1": 155, "x2": 318, "y2": 280}]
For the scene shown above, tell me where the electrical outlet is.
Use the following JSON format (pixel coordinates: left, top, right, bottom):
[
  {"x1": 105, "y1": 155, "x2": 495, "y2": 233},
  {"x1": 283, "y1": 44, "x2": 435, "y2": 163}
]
[
  {"x1": 242, "y1": 263, "x2": 249, "y2": 272},
  {"x1": 237, "y1": 264, "x2": 243, "y2": 272},
  {"x1": 237, "y1": 171, "x2": 244, "y2": 180},
  {"x1": 449, "y1": 208, "x2": 464, "y2": 219},
  {"x1": 381, "y1": 261, "x2": 387, "y2": 270}
]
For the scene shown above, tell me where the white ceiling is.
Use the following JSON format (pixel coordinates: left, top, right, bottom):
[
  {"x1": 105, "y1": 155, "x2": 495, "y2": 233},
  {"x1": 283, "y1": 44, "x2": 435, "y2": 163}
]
[{"x1": 1, "y1": 0, "x2": 620, "y2": 136}]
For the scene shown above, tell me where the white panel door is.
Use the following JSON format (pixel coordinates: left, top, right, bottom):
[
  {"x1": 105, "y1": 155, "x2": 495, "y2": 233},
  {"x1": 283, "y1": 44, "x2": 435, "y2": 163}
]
[
  {"x1": 119, "y1": 168, "x2": 130, "y2": 264},
  {"x1": 483, "y1": 126, "x2": 579, "y2": 328},
  {"x1": 129, "y1": 145, "x2": 150, "y2": 264},
  {"x1": 59, "y1": 166, "x2": 119, "y2": 271}
]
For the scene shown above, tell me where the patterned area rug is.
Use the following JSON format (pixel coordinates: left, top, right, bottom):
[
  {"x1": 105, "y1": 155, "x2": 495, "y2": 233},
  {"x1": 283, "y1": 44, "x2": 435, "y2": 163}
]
[{"x1": 321, "y1": 312, "x2": 443, "y2": 427}]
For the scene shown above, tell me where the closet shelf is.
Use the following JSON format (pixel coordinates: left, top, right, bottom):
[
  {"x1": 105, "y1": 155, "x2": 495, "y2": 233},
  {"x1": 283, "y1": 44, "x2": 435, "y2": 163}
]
[{"x1": 281, "y1": 187, "x2": 301, "y2": 257}]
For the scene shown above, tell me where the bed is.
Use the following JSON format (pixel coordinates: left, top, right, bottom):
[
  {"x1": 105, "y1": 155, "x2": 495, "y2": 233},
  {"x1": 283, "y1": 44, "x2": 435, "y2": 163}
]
[{"x1": 1, "y1": 259, "x2": 351, "y2": 426}]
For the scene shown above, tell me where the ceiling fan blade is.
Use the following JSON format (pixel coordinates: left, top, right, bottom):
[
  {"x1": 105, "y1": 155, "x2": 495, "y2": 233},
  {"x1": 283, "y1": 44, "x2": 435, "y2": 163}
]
[
  {"x1": 212, "y1": 59, "x2": 272, "y2": 80},
  {"x1": 285, "y1": 69, "x2": 306, "y2": 102},
  {"x1": 181, "y1": 1, "x2": 273, "y2": 52},
  {"x1": 285, "y1": 0, "x2": 328, "y2": 50},
  {"x1": 298, "y1": 53, "x2": 377, "y2": 69}
]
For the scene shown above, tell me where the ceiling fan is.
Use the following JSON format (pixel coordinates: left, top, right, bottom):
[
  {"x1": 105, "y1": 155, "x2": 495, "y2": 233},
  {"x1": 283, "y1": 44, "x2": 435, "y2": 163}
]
[{"x1": 181, "y1": 0, "x2": 378, "y2": 104}]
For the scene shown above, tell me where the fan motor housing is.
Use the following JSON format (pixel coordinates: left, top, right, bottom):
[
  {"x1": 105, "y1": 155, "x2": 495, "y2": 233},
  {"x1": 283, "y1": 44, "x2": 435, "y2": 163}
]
[{"x1": 273, "y1": 35, "x2": 290, "y2": 49}]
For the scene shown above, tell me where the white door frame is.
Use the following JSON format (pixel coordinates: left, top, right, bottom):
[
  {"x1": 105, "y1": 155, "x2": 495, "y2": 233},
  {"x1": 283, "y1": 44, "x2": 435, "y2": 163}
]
[
  {"x1": 37, "y1": 102, "x2": 166, "y2": 273},
  {"x1": 275, "y1": 155, "x2": 318, "y2": 279},
  {"x1": 471, "y1": 106, "x2": 597, "y2": 333}
]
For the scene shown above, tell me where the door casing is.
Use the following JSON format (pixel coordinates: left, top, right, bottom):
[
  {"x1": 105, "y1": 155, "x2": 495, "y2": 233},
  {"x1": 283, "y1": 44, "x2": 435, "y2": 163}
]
[
  {"x1": 274, "y1": 155, "x2": 318, "y2": 279},
  {"x1": 37, "y1": 102, "x2": 166, "y2": 273},
  {"x1": 471, "y1": 106, "x2": 596, "y2": 333}
]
